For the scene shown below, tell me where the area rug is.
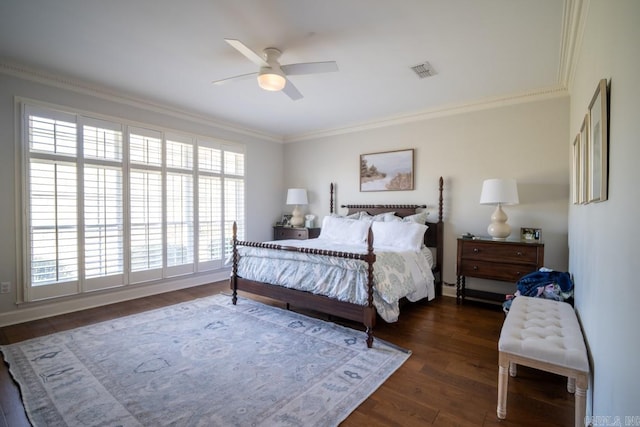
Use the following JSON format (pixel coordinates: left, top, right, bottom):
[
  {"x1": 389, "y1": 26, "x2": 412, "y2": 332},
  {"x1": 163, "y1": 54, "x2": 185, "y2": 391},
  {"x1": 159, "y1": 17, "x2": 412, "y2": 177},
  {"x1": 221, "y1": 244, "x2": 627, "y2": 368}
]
[{"x1": 1, "y1": 293, "x2": 410, "y2": 427}]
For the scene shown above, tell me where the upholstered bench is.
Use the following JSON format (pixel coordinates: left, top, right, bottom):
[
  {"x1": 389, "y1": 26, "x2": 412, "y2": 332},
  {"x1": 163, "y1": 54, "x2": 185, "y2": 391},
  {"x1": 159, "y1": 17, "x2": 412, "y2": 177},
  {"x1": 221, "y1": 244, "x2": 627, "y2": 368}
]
[{"x1": 497, "y1": 296, "x2": 589, "y2": 427}]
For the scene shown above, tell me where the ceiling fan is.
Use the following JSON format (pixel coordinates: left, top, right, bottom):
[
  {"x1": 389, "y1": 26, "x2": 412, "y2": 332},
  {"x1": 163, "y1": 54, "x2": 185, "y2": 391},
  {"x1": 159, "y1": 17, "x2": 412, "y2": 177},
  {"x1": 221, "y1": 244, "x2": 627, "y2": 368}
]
[{"x1": 212, "y1": 38, "x2": 338, "y2": 100}]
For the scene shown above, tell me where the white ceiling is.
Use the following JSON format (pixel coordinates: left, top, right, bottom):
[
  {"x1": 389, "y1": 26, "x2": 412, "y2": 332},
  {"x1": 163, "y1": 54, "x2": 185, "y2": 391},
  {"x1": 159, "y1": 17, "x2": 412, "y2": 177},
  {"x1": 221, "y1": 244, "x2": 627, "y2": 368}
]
[{"x1": 0, "y1": 0, "x2": 569, "y2": 141}]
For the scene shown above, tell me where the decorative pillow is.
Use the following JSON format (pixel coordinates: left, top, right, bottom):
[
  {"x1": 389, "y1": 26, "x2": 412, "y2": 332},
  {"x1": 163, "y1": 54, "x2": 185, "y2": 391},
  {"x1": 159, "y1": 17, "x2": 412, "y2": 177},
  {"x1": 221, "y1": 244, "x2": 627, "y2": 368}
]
[
  {"x1": 359, "y1": 211, "x2": 397, "y2": 222},
  {"x1": 319, "y1": 215, "x2": 370, "y2": 244},
  {"x1": 330, "y1": 212, "x2": 362, "y2": 220},
  {"x1": 371, "y1": 221, "x2": 428, "y2": 251},
  {"x1": 400, "y1": 211, "x2": 429, "y2": 224}
]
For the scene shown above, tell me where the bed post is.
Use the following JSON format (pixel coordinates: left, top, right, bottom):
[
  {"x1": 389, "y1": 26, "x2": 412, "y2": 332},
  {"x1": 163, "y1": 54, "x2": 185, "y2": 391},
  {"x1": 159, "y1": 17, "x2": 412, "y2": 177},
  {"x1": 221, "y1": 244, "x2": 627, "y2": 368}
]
[
  {"x1": 437, "y1": 177, "x2": 444, "y2": 295},
  {"x1": 230, "y1": 221, "x2": 238, "y2": 305},
  {"x1": 438, "y1": 176, "x2": 443, "y2": 223},
  {"x1": 364, "y1": 227, "x2": 376, "y2": 348},
  {"x1": 330, "y1": 182, "x2": 334, "y2": 214}
]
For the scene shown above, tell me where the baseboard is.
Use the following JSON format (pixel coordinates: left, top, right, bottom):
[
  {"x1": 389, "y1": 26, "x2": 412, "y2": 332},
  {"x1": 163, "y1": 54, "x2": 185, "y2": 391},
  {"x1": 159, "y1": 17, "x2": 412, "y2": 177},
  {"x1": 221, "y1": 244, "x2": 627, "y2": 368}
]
[{"x1": 442, "y1": 284, "x2": 456, "y2": 298}]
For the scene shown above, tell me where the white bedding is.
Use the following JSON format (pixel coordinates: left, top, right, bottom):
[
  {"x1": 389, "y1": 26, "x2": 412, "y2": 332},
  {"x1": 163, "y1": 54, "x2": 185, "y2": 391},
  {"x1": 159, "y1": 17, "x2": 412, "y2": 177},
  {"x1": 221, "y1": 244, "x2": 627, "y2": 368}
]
[{"x1": 234, "y1": 237, "x2": 435, "y2": 322}]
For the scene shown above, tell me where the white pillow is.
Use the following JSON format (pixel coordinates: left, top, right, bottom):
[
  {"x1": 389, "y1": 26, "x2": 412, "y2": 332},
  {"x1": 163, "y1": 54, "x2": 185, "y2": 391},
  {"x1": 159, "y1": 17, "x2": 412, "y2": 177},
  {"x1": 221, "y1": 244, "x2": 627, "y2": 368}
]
[
  {"x1": 330, "y1": 212, "x2": 362, "y2": 220},
  {"x1": 359, "y1": 211, "x2": 397, "y2": 222},
  {"x1": 319, "y1": 215, "x2": 370, "y2": 244},
  {"x1": 400, "y1": 212, "x2": 429, "y2": 224},
  {"x1": 371, "y1": 221, "x2": 428, "y2": 251}
]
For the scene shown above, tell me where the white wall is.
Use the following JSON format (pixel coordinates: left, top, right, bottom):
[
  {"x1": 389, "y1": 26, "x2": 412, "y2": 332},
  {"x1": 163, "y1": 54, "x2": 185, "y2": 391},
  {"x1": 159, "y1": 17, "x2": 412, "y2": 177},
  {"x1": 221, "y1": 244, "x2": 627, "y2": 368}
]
[
  {"x1": 568, "y1": 0, "x2": 640, "y2": 418},
  {"x1": 0, "y1": 72, "x2": 283, "y2": 323},
  {"x1": 284, "y1": 95, "x2": 570, "y2": 292}
]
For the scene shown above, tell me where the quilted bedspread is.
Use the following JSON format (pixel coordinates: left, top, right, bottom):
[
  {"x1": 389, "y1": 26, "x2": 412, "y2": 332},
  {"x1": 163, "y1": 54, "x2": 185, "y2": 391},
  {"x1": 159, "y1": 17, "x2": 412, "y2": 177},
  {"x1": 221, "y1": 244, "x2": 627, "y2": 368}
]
[{"x1": 234, "y1": 238, "x2": 435, "y2": 322}]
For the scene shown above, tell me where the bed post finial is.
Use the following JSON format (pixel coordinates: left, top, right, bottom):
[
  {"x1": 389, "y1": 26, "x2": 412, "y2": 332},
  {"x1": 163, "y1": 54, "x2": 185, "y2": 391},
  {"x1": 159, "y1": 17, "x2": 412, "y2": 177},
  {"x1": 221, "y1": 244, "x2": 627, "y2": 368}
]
[
  {"x1": 231, "y1": 221, "x2": 238, "y2": 304},
  {"x1": 438, "y1": 176, "x2": 444, "y2": 222},
  {"x1": 330, "y1": 182, "x2": 335, "y2": 214}
]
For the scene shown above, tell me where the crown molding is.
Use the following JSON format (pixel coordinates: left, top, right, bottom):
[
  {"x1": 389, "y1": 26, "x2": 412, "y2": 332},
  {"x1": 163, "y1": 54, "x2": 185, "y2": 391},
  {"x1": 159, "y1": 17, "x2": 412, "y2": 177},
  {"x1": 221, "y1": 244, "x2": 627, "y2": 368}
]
[
  {"x1": 285, "y1": 85, "x2": 569, "y2": 143},
  {"x1": 558, "y1": 0, "x2": 589, "y2": 89},
  {"x1": 0, "y1": 61, "x2": 283, "y2": 144}
]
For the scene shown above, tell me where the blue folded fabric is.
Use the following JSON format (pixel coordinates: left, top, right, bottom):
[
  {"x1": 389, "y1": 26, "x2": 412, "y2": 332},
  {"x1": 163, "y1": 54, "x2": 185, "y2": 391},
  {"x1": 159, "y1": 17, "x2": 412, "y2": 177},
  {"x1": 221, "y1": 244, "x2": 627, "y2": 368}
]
[{"x1": 516, "y1": 270, "x2": 573, "y2": 297}]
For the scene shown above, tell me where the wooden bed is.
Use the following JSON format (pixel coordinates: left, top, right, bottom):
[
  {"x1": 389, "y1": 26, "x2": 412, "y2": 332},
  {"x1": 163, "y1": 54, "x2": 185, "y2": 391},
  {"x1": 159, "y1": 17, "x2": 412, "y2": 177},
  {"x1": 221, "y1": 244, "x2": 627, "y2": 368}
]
[{"x1": 230, "y1": 176, "x2": 444, "y2": 347}]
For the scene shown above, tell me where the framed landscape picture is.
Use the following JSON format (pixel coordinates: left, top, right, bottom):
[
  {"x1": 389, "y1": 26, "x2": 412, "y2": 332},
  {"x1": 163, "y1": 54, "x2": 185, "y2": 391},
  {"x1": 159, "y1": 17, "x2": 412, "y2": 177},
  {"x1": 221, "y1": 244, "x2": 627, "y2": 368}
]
[
  {"x1": 587, "y1": 79, "x2": 608, "y2": 203},
  {"x1": 360, "y1": 149, "x2": 414, "y2": 192}
]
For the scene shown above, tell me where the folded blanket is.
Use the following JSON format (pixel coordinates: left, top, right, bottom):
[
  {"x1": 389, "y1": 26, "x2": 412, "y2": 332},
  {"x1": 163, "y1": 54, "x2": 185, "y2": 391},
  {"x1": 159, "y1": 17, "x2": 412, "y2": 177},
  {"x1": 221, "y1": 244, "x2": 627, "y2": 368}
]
[
  {"x1": 516, "y1": 269, "x2": 573, "y2": 296},
  {"x1": 503, "y1": 268, "x2": 574, "y2": 313}
]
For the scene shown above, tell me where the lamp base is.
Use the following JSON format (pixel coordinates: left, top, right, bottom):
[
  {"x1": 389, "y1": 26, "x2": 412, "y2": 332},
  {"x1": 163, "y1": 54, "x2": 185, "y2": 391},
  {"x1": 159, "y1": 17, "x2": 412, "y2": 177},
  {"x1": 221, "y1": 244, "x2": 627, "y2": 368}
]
[
  {"x1": 290, "y1": 205, "x2": 304, "y2": 227},
  {"x1": 487, "y1": 204, "x2": 511, "y2": 240}
]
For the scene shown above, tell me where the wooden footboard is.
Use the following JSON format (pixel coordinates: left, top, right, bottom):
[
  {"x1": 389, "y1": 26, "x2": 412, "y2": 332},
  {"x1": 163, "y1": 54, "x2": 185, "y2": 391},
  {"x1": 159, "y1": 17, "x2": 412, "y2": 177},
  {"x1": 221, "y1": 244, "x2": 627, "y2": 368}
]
[{"x1": 230, "y1": 222, "x2": 378, "y2": 347}]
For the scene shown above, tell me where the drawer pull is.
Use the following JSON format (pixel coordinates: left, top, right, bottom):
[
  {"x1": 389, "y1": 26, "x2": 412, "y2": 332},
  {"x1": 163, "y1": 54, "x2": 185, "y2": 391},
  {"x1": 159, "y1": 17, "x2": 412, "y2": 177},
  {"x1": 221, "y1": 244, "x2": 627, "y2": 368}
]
[
  {"x1": 473, "y1": 248, "x2": 480, "y2": 253},
  {"x1": 516, "y1": 251, "x2": 523, "y2": 256},
  {"x1": 473, "y1": 265, "x2": 479, "y2": 271}
]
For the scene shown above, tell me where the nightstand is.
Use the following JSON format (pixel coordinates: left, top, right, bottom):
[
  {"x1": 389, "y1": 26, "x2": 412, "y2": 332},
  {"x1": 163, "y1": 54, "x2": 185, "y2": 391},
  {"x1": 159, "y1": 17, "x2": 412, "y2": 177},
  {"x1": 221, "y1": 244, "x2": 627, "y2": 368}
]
[
  {"x1": 456, "y1": 238, "x2": 544, "y2": 304},
  {"x1": 273, "y1": 226, "x2": 321, "y2": 241}
]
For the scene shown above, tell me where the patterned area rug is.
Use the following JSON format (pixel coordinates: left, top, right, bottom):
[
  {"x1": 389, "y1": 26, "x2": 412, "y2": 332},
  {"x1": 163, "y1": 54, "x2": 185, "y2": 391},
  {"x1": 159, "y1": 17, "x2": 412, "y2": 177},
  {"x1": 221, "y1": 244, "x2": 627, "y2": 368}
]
[{"x1": 1, "y1": 294, "x2": 410, "y2": 426}]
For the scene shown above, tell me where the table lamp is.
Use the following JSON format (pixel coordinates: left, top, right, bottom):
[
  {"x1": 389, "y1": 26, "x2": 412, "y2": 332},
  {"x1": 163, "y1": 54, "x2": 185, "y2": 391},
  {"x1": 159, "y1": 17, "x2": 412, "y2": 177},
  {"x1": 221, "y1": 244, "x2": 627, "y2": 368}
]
[
  {"x1": 479, "y1": 178, "x2": 519, "y2": 240},
  {"x1": 286, "y1": 188, "x2": 308, "y2": 227}
]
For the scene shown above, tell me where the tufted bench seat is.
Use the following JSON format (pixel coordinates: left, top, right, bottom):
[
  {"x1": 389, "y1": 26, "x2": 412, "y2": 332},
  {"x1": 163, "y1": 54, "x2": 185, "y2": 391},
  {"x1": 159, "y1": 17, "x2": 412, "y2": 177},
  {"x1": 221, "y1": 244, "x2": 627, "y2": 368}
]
[{"x1": 497, "y1": 296, "x2": 589, "y2": 427}]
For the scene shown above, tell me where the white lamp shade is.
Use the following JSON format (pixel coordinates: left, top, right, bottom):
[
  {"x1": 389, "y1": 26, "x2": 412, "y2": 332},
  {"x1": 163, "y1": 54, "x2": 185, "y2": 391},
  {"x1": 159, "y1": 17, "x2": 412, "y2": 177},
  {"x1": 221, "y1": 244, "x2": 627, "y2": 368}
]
[
  {"x1": 479, "y1": 178, "x2": 519, "y2": 205},
  {"x1": 286, "y1": 188, "x2": 308, "y2": 205},
  {"x1": 257, "y1": 70, "x2": 286, "y2": 91}
]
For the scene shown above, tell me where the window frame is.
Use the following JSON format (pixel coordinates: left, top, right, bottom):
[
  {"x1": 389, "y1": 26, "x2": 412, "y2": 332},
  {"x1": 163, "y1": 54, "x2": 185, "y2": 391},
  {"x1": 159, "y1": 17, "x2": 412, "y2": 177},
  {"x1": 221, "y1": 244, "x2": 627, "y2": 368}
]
[{"x1": 19, "y1": 101, "x2": 246, "y2": 302}]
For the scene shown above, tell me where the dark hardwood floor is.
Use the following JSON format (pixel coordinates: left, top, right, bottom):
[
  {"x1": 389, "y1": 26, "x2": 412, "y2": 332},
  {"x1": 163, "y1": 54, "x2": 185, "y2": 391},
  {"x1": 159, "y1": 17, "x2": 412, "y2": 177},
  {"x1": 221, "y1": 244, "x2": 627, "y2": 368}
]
[{"x1": 0, "y1": 282, "x2": 574, "y2": 426}]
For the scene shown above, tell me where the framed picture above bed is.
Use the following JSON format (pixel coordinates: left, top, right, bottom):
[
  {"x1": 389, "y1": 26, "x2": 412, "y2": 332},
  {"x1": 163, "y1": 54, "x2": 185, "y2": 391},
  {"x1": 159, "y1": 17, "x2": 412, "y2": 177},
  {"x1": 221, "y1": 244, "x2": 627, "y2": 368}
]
[{"x1": 360, "y1": 149, "x2": 414, "y2": 192}]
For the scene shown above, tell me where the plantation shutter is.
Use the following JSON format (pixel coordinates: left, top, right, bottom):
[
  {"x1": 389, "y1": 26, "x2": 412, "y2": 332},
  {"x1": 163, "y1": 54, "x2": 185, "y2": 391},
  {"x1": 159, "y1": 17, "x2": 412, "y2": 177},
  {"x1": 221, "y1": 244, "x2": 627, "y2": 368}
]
[
  {"x1": 165, "y1": 135, "x2": 195, "y2": 276},
  {"x1": 223, "y1": 146, "x2": 245, "y2": 258},
  {"x1": 129, "y1": 127, "x2": 163, "y2": 283},
  {"x1": 197, "y1": 144, "x2": 222, "y2": 270},
  {"x1": 82, "y1": 117, "x2": 125, "y2": 290},
  {"x1": 26, "y1": 107, "x2": 80, "y2": 300},
  {"x1": 21, "y1": 102, "x2": 247, "y2": 302}
]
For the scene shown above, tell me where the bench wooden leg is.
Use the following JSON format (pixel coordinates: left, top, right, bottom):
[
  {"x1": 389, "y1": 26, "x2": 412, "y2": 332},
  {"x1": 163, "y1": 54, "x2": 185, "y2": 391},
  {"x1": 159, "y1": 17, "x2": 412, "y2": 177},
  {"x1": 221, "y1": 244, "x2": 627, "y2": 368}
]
[
  {"x1": 574, "y1": 374, "x2": 588, "y2": 427},
  {"x1": 497, "y1": 354, "x2": 509, "y2": 419},
  {"x1": 567, "y1": 376, "x2": 576, "y2": 393}
]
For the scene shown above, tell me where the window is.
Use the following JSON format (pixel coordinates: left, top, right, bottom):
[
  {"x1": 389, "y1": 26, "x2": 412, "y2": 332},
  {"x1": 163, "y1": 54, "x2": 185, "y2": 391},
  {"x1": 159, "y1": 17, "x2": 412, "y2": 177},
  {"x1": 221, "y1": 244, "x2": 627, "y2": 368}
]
[
  {"x1": 82, "y1": 118, "x2": 124, "y2": 291},
  {"x1": 21, "y1": 103, "x2": 245, "y2": 301}
]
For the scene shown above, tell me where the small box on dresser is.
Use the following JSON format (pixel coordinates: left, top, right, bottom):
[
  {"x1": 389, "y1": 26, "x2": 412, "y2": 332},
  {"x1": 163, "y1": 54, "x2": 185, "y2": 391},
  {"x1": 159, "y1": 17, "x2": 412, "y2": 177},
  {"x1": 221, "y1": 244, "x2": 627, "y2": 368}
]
[
  {"x1": 456, "y1": 238, "x2": 544, "y2": 304},
  {"x1": 273, "y1": 226, "x2": 321, "y2": 241}
]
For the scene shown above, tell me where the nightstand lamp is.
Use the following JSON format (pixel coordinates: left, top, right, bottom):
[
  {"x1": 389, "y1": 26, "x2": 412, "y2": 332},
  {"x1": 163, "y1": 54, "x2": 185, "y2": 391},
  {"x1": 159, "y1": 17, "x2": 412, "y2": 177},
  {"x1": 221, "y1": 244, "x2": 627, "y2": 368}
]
[
  {"x1": 286, "y1": 188, "x2": 308, "y2": 227},
  {"x1": 479, "y1": 178, "x2": 519, "y2": 240}
]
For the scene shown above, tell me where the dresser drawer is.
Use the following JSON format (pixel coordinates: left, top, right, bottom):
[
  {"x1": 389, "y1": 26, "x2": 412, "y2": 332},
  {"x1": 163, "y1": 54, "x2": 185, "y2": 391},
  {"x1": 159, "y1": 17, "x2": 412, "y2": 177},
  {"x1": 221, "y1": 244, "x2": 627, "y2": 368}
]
[
  {"x1": 273, "y1": 227, "x2": 321, "y2": 240},
  {"x1": 274, "y1": 227, "x2": 309, "y2": 240},
  {"x1": 460, "y1": 241, "x2": 540, "y2": 264},
  {"x1": 458, "y1": 259, "x2": 537, "y2": 282}
]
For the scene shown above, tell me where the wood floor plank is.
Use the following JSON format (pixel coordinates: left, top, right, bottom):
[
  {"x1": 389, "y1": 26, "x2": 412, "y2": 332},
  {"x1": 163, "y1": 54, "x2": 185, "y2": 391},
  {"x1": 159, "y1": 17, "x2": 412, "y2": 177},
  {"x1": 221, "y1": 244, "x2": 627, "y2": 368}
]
[{"x1": 0, "y1": 281, "x2": 576, "y2": 426}]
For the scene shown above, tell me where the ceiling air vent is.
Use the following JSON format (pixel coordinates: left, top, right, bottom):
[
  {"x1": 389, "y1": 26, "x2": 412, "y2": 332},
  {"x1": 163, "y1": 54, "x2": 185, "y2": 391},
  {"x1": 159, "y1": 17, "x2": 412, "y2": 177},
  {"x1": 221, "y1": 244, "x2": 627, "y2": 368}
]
[{"x1": 411, "y1": 61, "x2": 436, "y2": 78}]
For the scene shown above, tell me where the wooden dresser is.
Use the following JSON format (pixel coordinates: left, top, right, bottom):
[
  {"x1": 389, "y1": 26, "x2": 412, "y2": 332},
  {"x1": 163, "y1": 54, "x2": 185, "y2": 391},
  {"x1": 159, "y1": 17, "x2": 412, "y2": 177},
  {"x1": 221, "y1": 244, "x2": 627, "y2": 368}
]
[
  {"x1": 273, "y1": 226, "x2": 321, "y2": 241},
  {"x1": 456, "y1": 238, "x2": 544, "y2": 304}
]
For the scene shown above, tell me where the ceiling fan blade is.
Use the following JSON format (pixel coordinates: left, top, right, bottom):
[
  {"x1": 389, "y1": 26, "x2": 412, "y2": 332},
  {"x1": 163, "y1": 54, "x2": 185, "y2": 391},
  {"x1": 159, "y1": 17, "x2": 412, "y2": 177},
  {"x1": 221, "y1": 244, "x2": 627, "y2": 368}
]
[
  {"x1": 282, "y1": 79, "x2": 303, "y2": 101},
  {"x1": 281, "y1": 61, "x2": 338, "y2": 76},
  {"x1": 212, "y1": 72, "x2": 257, "y2": 86},
  {"x1": 224, "y1": 38, "x2": 268, "y2": 67}
]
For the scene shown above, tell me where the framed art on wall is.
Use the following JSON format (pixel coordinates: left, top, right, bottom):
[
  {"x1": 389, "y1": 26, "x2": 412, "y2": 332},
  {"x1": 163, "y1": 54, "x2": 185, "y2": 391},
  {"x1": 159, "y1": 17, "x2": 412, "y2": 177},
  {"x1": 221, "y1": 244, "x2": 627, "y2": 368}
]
[
  {"x1": 572, "y1": 133, "x2": 582, "y2": 204},
  {"x1": 579, "y1": 114, "x2": 589, "y2": 204},
  {"x1": 587, "y1": 78, "x2": 608, "y2": 203},
  {"x1": 360, "y1": 149, "x2": 414, "y2": 192}
]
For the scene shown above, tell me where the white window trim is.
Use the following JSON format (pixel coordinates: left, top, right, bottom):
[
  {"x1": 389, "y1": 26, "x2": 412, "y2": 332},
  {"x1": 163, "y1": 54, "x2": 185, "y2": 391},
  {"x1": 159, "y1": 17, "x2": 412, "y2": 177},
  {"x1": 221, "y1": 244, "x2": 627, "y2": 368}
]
[{"x1": 18, "y1": 100, "x2": 246, "y2": 303}]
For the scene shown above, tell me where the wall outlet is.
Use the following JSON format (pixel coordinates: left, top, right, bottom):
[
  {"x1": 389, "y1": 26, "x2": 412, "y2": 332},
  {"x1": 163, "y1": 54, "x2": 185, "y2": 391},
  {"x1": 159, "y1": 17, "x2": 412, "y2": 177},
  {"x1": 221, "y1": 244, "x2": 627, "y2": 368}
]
[{"x1": 0, "y1": 282, "x2": 10, "y2": 294}]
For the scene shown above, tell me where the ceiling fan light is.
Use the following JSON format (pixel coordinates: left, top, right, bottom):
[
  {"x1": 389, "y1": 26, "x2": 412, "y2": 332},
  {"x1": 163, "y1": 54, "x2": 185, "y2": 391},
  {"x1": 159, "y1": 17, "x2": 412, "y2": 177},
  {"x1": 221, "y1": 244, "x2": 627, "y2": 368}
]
[{"x1": 257, "y1": 71, "x2": 286, "y2": 91}]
